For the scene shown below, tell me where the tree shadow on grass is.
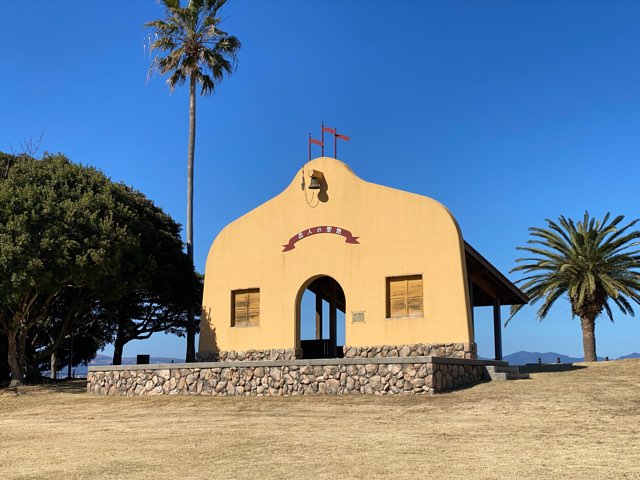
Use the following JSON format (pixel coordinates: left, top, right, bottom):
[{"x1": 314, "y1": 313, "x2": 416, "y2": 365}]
[{"x1": 0, "y1": 378, "x2": 87, "y2": 396}]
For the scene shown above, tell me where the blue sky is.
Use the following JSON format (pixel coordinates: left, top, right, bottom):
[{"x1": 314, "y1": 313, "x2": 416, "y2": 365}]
[{"x1": 2, "y1": 1, "x2": 639, "y2": 360}]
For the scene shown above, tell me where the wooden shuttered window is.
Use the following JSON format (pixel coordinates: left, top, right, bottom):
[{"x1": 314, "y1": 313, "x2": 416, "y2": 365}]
[
  {"x1": 386, "y1": 275, "x2": 423, "y2": 319},
  {"x1": 232, "y1": 289, "x2": 260, "y2": 327}
]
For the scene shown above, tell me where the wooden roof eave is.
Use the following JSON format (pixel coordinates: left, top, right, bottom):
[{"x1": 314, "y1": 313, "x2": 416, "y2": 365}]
[{"x1": 464, "y1": 241, "x2": 529, "y2": 306}]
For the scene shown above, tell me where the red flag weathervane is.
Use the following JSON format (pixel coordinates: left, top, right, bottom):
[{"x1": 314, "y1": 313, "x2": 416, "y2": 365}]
[
  {"x1": 308, "y1": 122, "x2": 350, "y2": 160},
  {"x1": 308, "y1": 133, "x2": 323, "y2": 161}
]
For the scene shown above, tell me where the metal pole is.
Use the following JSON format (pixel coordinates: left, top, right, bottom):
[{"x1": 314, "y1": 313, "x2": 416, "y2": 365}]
[
  {"x1": 67, "y1": 331, "x2": 74, "y2": 379},
  {"x1": 321, "y1": 122, "x2": 325, "y2": 157},
  {"x1": 334, "y1": 128, "x2": 338, "y2": 159},
  {"x1": 308, "y1": 133, "x2": 311, "y2": 161}
]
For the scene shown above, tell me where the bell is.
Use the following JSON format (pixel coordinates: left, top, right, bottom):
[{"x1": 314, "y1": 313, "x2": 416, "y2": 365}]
[{"x1": 308, "y1": 175, "x2": 322, "y2": 190}]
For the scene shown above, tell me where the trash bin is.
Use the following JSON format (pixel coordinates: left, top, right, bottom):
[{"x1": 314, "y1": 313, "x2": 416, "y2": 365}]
[{"x1": 137, "y1": 354, "x2": 150, "y2": 365}]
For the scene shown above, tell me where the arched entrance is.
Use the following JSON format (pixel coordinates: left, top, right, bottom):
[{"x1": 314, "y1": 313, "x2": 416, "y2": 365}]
[{"x1": 296, "y1": 276, "x2": 346, "y2": 359}]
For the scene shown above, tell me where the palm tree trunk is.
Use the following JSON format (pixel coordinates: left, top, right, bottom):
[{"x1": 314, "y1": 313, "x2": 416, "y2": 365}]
[
  {"x1": 185, "y1": 73, "x2": 197, "y2": 363},
  {"x1": 580, "y1": 315, "x2": 597, "y2": 362}
]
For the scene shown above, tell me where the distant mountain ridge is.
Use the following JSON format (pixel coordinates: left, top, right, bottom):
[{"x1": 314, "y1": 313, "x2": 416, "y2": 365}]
[
  {"x1": 617, "y1": 352, "x2": 640, "y2": 360},
  {"x1": 503, "y1": 351, "x2": 640, "y2": 365}
]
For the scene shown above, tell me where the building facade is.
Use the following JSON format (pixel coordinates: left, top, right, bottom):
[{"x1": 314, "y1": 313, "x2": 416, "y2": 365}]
[
  {"x1": 87, "y1": 156, "x2": 529, "y2": 397},
  {"x1": 198, "y1": 156, "x2": 525, "y2": 362}
]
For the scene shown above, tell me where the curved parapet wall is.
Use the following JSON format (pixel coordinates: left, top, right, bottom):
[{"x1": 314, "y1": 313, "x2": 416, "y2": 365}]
[{"x1": 199, "y1": 157, "x2": 473, "y2": 357}]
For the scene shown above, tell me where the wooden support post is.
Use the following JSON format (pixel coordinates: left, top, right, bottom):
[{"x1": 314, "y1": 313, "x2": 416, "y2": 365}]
[
  {"x1": 468, "y1": 280, "x2": 475, "y2": 339},
  {"x1": 315, "y1": 293, "x2": 323, "y2": 340},
  {"x1": 493, "y1": 298, "x2": 503, "y2": 361},
  {"x1": 329, "y1": 282, "x2": 337, "y2": 357}
]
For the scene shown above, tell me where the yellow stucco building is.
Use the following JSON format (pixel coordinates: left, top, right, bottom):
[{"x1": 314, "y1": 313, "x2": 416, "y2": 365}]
[{"x1": 198, "y1": 156, "x2": 526, "y2": 362}]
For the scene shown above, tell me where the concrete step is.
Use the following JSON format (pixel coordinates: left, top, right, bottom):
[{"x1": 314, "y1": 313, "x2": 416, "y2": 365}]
[
  {"x1": 486, "y1": 365, "x2": 530, "y2": 381},
  {"x1": 492, "y1": 365, "x2": 520, "y2": 374},
  {"x1": 487, "y1": 370, "x2": 508, "y2": 381}
]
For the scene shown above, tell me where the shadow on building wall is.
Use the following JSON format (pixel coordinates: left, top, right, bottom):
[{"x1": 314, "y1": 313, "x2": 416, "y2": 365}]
[{"x1": 199, "y1": 307, "x2": 219, "y2": 357}]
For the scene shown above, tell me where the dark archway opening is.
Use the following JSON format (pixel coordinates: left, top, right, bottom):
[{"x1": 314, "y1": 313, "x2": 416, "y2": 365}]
[{"x1": 298, "y1": 276, "x2": 345, "y2": 359}]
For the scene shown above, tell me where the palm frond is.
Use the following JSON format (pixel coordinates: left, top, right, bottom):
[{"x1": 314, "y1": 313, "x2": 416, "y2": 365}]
[
  {"x1": 146, "y1": 0, "x2": 241, "y2": 94},
  {"x1": 510, "y1": 212, "x2": 640, "y2": 325}
]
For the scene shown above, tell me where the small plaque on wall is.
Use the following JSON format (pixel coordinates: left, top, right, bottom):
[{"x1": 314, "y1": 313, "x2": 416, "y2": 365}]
[{"x1": 351, "y1": 311, "x2": 365, "y2": 323}]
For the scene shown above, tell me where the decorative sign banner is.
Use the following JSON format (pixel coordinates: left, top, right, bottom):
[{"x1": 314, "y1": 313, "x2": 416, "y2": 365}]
[{"x1": 282, "y1": 226, "x2": 360, "y2": 252}]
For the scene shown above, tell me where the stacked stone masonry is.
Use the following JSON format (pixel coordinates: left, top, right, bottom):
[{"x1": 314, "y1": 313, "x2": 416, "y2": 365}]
[
  {"x1": 197, "y1": 343, "x2": 477, "y2": 362},
  {"x1": 342, "y1": 343, "x2": 476, "y2": 359},
  {"x1": 197, "y1": 348, "x2": 300, "y2": 362},
  {"x1": 88, "y1": 357, "x2": 489, "y2": 397}
]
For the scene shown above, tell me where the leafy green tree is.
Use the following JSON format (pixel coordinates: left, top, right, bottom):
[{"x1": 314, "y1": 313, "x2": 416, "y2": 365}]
[
  {"x1": 107, "y1": 274, "x2": 203, "y2": 365},
  {"x1": 0, "y1": 335, "x2": 9, "y2": 381},
  {"x1": 0, "y1": 153, "x2": 129, "y2": 386},
  {"x1": 103, "y1": 181, "x2": 199, "y2": 364},
  {"x1": 27, "y1": 289, "x2": 103, "y2": 380},
  {"x1": 0, "y1": 153, "x2": 197, "y2": 385},
  {"x1": 30, "y1": 182, "x2": 201, "y2": 371},
  {"x1": 511, "y1": 213, "x2": 640, "y2": 361},
  {"x1": 146, "y1": 0, "x2": 241, "y2": 362},
  {"x1": 33, "y1": 305, "x2": 114, "y2": 379}
]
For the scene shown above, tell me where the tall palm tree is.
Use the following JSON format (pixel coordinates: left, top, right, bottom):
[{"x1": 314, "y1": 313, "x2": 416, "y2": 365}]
[
  {"x1": 510, "y1": 213, "x2": 640, "y2": 361},
  {"x1": 146, "y1": 0, "x2": 240, "y2": 362}
]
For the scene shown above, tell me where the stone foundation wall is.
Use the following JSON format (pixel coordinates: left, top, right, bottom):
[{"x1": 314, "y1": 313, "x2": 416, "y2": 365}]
[
  {"x1": 343, "y1": 343, "x2": 477, "y2": 360},
  {"x1": 88, "y1": 357, "x2": 491, "y2": 397},
  {"x1": 432, "y1": 361, "x2": 486, "y2": 391},
  {"x1": 197, "y1": 343, "x2": 477, "y2": 362},
  {"x1": 197, "y1": 348, "x2": 300, "y2": 362}
]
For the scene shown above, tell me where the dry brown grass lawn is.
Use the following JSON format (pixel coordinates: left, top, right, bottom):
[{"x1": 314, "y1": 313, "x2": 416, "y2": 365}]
[{"x1": 1, "y1": 359, "x2": 639, "y2": 480}]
